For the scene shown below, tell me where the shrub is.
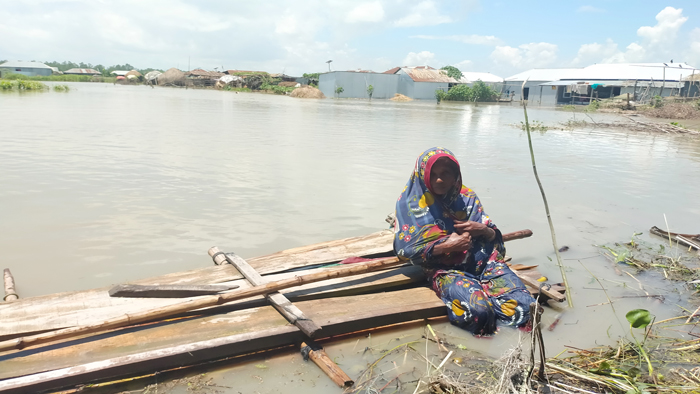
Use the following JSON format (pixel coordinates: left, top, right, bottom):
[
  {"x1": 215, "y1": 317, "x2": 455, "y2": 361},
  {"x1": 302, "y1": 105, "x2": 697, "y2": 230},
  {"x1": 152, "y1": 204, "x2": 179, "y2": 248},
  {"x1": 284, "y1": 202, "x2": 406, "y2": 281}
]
[
  {"x1": 435, "y1": 89, "x2": 447, "y2": 103},
  {"x1": 651, "y1": 95, "x2": 663, "y2": 108}
]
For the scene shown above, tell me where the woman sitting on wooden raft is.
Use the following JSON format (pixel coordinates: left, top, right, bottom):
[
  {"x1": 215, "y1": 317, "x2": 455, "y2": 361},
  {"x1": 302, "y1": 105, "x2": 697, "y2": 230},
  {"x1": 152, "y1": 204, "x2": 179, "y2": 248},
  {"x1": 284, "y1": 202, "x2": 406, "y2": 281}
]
[{"x1": 393, "y1": 147, "x2": 536, "y2": 336}]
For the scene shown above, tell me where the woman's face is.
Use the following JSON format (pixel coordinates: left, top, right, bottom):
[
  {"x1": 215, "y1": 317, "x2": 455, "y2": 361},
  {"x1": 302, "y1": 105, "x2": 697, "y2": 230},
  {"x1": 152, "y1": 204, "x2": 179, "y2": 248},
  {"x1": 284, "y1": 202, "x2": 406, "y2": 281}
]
[{"x1": 429, "y1": 158, "x2": 458, "y2": 196}]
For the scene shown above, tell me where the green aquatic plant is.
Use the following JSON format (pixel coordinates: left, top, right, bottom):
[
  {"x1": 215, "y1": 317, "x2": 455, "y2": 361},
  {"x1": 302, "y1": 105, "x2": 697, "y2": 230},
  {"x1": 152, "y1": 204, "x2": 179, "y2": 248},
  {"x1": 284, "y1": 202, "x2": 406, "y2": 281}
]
[
  {"x1": 519, "y1": 120, "x2": 548, "y2": 133},
  {"x1": 0, "y1": 80, "x2": 14, "y2": 90},
  {"x1": 626, "y1": 309, "x2": 654, "y2": 377},
  {"x1": 53, "y1": 84, "x2": 70, "y2": 92}
]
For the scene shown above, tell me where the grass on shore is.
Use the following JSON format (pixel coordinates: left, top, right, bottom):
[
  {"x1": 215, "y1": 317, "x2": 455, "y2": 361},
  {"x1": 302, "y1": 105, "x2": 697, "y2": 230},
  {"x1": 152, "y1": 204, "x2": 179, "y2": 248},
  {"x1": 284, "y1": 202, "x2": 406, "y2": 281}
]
[{"x1": 1, "y1": 73, "x2": 115, "y2": 83}]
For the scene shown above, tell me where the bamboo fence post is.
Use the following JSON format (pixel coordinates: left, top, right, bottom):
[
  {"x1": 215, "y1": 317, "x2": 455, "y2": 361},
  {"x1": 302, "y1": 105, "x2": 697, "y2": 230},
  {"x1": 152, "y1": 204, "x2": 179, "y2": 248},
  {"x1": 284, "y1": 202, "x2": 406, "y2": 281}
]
[
  {"x1": 3, "y1": 269, "x2": 18, "y2": 302},
  {"x1": 0, "y1": 256, "x2": 402, "y2": 353},
  {"x1": 521, "y1": 80, "x2": 573, "y2": 308}
]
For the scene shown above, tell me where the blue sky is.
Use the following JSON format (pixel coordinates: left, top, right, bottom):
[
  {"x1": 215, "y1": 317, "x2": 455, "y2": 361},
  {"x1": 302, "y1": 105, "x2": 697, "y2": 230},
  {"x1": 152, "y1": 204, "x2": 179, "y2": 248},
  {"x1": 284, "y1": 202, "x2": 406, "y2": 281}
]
[{"x1": 1, "y1": 1, "x2": 699, "y2": 77}]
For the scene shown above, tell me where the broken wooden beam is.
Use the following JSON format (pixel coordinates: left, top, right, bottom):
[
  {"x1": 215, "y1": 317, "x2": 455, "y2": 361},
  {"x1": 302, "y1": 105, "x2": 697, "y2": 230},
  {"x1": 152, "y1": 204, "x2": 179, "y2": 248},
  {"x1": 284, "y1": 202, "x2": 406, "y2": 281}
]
[
  {"x1": 209, "y1": 247, "x2": 321, "y2": 338},
  {"x1": 108, "y1": 284, "x2": 240, "y2": 298},
  {"x1": 301, "y1": 341, "x2": 354, "y2": 387},
  {"x1": 3, "y1": 269, "x2": 18, "y2": 302}
]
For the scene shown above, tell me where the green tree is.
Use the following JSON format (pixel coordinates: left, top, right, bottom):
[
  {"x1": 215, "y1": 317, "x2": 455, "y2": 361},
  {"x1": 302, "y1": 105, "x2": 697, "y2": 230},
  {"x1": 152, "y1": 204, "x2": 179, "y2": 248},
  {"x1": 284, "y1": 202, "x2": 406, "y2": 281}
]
[
  {"x1": 335, "y1": 86, "x2": 344, "y2": 98},
  {"x1": 367, "y1": 84, "x2": 374, "y2": 100},
  {"x1": 440, "y1": 65, "x2": 463, "y2": 81}
]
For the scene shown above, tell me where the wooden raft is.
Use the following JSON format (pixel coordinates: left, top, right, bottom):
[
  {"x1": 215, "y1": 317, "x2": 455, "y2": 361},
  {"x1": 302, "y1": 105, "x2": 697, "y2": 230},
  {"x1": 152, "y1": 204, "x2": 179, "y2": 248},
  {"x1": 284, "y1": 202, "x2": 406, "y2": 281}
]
[{"x1": 0, "y1": 228, "x2": 564, "y2": 393}]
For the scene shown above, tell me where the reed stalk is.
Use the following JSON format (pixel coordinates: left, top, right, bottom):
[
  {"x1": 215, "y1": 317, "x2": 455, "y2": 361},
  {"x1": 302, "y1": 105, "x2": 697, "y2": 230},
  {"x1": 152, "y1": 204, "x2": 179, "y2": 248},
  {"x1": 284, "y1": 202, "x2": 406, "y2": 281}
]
[{"x1": 521, "y1": 80, "x2": 573, "y2": 307}]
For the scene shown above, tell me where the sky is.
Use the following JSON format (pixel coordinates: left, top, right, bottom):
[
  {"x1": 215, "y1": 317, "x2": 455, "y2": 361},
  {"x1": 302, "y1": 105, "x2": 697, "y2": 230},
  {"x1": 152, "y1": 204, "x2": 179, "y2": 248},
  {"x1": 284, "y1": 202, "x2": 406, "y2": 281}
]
[{"x1": 1, "y1": 0, "x2": 699, "y2": 77}]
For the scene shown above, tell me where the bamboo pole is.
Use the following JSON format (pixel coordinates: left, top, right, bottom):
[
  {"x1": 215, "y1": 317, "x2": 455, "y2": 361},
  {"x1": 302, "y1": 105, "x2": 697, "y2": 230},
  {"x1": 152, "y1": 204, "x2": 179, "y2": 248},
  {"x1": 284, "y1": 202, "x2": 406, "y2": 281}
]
[
  {"x1": 3, "y1": 269, "x2": 18, "y2": 302},
  {"x1": 301, "y1": 342, "x2": 354, "y2": 387},
  {"x1": 521, "y1": 80, "x2": 573, "y2": 308},
  {"x1": 0, "y1": 256, "x2": 402, "y2": 353}
]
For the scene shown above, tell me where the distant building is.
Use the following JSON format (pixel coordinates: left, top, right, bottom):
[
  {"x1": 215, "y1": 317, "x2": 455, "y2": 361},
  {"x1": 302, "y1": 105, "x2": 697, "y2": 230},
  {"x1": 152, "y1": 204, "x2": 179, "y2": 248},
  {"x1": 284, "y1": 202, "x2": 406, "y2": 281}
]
[
  {"x1": 111, "y1": 70, "x2": 129, "y2": 76},
  {"x1": 458, "y1": 72, "x2": 503, "y2": 84},
  {"x1": 0, "y1": 61, "x2": 53, "y2": 77},
  {"x1": 64, "y1": 68, "x2": 102, "y2": 75},
  {"x1": 49, "y1": 66, "x2": 63, "y2": 75},
  {"x1": 504, "y1": 63, "x2": 699, "y2": 105},
  {"x1": 319, "y1": 66, "x2": 460, "y2": 100}
]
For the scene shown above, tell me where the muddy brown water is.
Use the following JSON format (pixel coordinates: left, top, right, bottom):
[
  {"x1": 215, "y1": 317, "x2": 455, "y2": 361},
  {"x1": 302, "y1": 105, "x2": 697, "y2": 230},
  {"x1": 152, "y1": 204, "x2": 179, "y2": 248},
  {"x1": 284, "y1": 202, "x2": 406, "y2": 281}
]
[{"x1": 1, "y1": 83, "x2": 699, "y2": 393}]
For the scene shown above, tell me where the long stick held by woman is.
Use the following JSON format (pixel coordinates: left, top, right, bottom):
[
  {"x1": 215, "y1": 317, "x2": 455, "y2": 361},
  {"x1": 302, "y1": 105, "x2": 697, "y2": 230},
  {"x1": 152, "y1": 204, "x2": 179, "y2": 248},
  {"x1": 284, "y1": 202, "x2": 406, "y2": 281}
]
[{"x1": 393, "y1": 147, "x2": 536, "y2": 336}]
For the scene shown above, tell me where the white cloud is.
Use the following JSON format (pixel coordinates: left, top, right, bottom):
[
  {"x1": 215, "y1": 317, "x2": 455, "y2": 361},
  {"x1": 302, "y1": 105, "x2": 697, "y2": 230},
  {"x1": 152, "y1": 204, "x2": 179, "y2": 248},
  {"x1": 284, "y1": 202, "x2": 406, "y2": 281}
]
[
  {"x1": 411, "y1": 34, "x2": 502, "y2": 46},
  {"x1": 490, "y1": 42, "x2": 558, "y2": 68},
  {"x1": 577, "y1": 5, "x2": 605, "y2": 13},
  {"x1": 346, "y1": 2, "x2": 385, "y2": 23},
  {"x1": 688, "y1": 28, "x2": 700, "y2": 67},
  {"x1": 572, "y1": 39, "x2": 619, "y2": 65},
  {"x1": 454, "y1": 60, "x2": 473, "y2": 70},
  {"x1": 394, "y1": 1, "x2": 452, "y2": 27},
  {"x1": 637, "y1": 6, "x2": 687, "y2": 47},
  {"x1": 403, "y1": 51, "x2": 436, "y2": 66},
  {"x1": 570, "y1": 7, "x2": 688, "y2": 66}
]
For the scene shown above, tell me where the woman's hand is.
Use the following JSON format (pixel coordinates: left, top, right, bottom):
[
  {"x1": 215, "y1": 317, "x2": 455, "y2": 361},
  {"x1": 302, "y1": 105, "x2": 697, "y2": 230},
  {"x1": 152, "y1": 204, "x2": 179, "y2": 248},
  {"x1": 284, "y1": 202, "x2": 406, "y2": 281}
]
[
  {"x1": 454, "y1": 220, "x2": 496, "y2": 241},
  {"x1": 433, "y1": 231, "x2": 472, "y2": 255}
]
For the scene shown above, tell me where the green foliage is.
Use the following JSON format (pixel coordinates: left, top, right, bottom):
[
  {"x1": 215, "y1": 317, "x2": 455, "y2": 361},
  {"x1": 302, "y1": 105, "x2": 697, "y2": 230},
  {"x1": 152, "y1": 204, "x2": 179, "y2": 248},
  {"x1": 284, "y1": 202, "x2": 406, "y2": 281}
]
[
  {"x1": 651, "y1": 95, "x2": 663, "y2": 108},
  {"x1": 367, "y1": 84, "x2": 374, "y2": 99},
  {"x1": 440, "y1": 65, "x2": 463, "y2": 80},
  {"x1": 435, "y1": 89, "x2": 447, "y2": 103},
  {"x1": 470, "y1": 80, "x2": 498, "y2": 101},
  {"x1": 626, "y1": 309, "x2": 652, "y2": 329},
  {"x1": 443, "y1": 80, "x2": 499, "y2": 102},
  {"x1": 222, "y1": 86, "x2": 251, "y2": 92},
  {"x1": 519, "y1": 120, "x2": 548, "y2": 133},
  {"x1": 670, "y1": 121, "x2": 685, "y2": 128},
  {"x1": 53, "y1": 84, "x2": 70, "y2": 92},
  {"x1": 335, "y1": 86, "x2": 344, "y2": 97},
  {"x1": 2, "y1": 73, "x2": 115, "y2": 83},
  {"x1": 0, "y1": 80, "x2": 48, "y2": 91},
  {"x1": 561, "y1": 105, "x2": 577, "y2": 111},
  {"x1": 587, "y1": 99, "x2": 600, "y2": 111},
  {"x1": 260, "y1": 83, "x2": 294, "y2": 94},
  {"x1": 445, "y1": 84, "x2": 472, "y2": 101}
]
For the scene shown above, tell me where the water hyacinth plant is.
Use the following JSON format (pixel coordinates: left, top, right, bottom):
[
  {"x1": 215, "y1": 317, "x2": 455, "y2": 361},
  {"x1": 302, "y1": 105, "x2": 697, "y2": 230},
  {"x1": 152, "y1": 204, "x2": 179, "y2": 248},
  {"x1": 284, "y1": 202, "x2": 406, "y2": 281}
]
[{"x1": 0, "y1": 80, "x2": 49, "y2": 91}]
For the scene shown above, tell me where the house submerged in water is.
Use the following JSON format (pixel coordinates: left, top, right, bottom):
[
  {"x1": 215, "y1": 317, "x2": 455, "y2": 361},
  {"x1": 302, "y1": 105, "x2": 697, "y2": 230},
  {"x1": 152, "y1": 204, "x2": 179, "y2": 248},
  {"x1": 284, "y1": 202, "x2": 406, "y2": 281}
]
[
  {"x1": 504, "y1": 63, "x2": 699, "y2": 105},
  {"x1": 319, "y1": 66, "x2": 466, "y2": 100}
]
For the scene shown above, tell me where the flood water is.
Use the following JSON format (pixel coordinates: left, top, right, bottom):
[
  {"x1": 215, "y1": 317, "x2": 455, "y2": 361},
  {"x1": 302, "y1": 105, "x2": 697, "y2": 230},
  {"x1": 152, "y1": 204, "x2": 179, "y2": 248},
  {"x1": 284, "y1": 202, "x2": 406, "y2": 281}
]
[{"x1": 1, "y1": 83, "x2": 700, "y2": 393}]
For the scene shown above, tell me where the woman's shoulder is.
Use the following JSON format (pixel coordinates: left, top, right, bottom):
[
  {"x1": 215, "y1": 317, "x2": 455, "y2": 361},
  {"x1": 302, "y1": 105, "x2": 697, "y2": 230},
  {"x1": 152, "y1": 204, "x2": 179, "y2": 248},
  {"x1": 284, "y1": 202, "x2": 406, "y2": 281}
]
[{"x1": 459, "y1": 185, "x2": 477, "y2": 198}]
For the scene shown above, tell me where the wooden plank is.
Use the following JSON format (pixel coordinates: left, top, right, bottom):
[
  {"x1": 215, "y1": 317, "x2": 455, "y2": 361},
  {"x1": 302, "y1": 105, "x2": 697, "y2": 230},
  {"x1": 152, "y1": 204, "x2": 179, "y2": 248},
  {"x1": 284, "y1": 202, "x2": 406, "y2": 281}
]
[
  {"x1": 209, "y1": 247, "x2": 321, "y2": 338},
  {"x1": 108, "y1": 284, "x2": 240, "y2": 298},
  {"x1": 0, "y1": 288, "x2": 445, "y2": 393},
  {"x1": 0, "y1": 230, "x2": 394, "y2": 338},
  {"x1": 0, "y1": 257, "x2": 401, "y2": 353},
  {"x1": 0, "y1": 265, "x2": 422, "y2": 340},
  {"x1": 0, "y1": 228, "x2": 538, "y2": 338}
]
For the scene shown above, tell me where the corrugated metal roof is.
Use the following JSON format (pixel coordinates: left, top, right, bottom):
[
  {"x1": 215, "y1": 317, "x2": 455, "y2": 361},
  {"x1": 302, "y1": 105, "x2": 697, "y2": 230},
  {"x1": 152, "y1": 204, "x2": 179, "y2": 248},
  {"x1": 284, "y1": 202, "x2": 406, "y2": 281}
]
[
  {"x1": 225, "y1": 70, "x2": 269, "y2": 75},
  {"x1": 459, "y1": 72, "x2": 503, "y2": 83},
  {"x1": 186, "y1": 69, "x2": 225, "y2": 77},
  {"x1": 111, "y1": 70, "x2": 129, "y2": 76},
  {"x1": 402, "y1": 67, "x2": 457, "y2": 83},
  {"x1": 64, "y1": 68, "x2": 101, "y2": 74},
  {"x1": 506, "y1": 63, "x2": 698, "y2": 82},
  {"x1": 505, "y1": 68, "x2": 582, "y2": 82},
  {"x1": 0, "y1": 61, "x2": 52, "y2": 69},
  {"x1": 383, "y1": 67, "x2": 401, "y2": 74}
]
